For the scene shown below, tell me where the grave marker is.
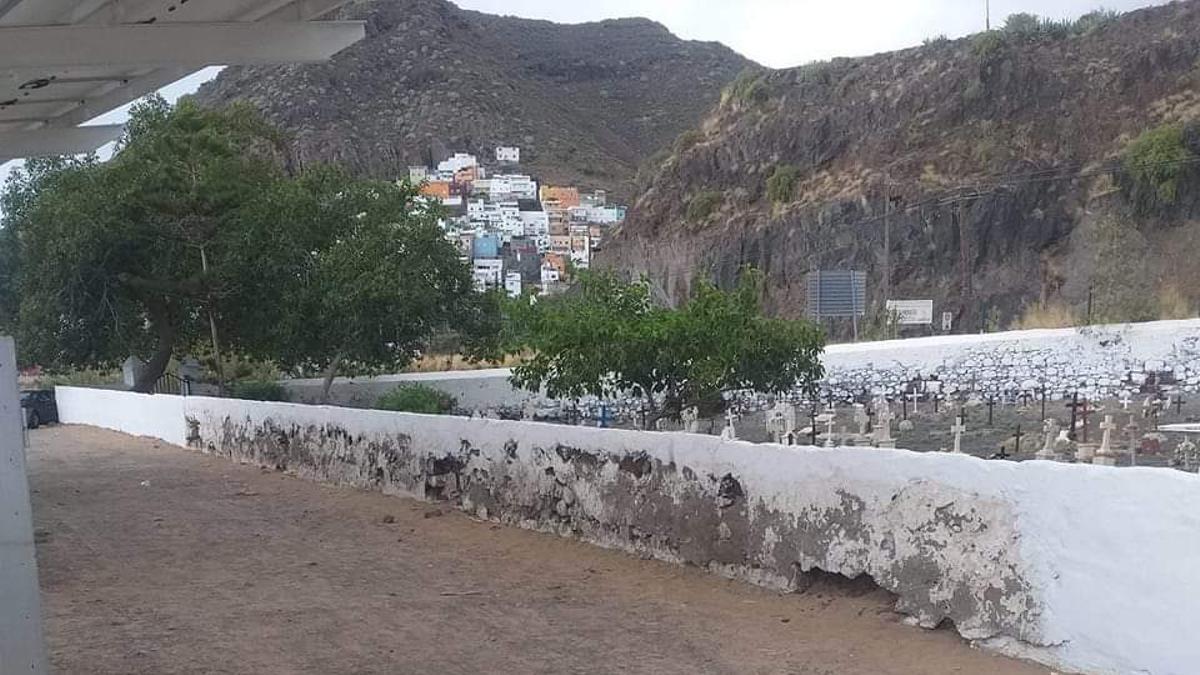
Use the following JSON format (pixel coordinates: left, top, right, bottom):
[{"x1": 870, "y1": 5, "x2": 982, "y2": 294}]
[{"x1": 951, "y1": 416, "x2": 966, "y2": 454}]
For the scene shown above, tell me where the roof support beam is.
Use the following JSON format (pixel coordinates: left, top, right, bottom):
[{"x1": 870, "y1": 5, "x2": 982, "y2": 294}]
[
  {"x1": 0, "y1": 21, "x2": 365, "y2": 69},
  {"x1": 0, "y1": 124, "x2": 122, "y2": 162}
]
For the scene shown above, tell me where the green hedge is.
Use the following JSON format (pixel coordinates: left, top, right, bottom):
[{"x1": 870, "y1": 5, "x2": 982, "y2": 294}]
[{"x1": 375, "y1": 384, "x2": 456, "y2": 415}]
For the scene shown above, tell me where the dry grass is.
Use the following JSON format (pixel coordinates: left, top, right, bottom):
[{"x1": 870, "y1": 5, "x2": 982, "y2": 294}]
[
  {"x1": 1011, "y1": 302, "x2": 1078, "y2": 330},
  {"x1": 403, "y1": 353, "x2": 524, "y2": 373}
]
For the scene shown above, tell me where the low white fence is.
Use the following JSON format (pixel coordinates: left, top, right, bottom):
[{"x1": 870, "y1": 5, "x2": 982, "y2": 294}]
[{"x1": 55, "y1": 385, "x2": 1200, "y2": 675}]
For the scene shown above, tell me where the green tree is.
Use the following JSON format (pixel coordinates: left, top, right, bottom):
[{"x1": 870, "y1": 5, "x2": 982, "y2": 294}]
[
  {"x1": 264, "y1": 172, "x2": 495, "y2": 403},
  {"x1": 1122, "y1": 123, "x2": 1198, "y2": 211},
  {"x1": 2, "y1": 97, "x2": 290, "y2": 391},
  {"x1": 503, "y1": 270, "x2": 825, "y2": 425}
]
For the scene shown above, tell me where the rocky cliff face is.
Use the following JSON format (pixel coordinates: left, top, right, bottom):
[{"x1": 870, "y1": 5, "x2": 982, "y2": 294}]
[
  {"x1": 193, "y1": 0, "x2": 753, "y2": 199},
  {"x1": 603, "y1": 2, "x2": 1200, "y2": 334}
]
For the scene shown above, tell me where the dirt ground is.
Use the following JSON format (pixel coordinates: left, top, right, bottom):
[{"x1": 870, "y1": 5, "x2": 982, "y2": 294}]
[{"x1": 28, "y1": 425, "x2": 1047, "y2": 675}]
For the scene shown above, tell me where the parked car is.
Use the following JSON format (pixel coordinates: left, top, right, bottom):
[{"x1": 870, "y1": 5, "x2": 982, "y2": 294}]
[{"x1": 20, "y1": 390, "x2": 58, "y2": 429}]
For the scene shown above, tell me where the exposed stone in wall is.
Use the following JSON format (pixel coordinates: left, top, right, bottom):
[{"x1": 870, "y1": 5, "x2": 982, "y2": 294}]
[{"x1": 193, "y1": 412, "x2": 1041, "y2": 646}]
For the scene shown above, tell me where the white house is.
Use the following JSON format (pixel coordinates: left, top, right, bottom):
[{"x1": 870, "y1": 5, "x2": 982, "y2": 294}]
[
  {"x1": 472, "y1": 258, "x2": 504, "y2": 291},
  {"x1": 489, "y1": 174, "x2": 538, "y2": 201},
  {"x1": 495, "y1": 146, "x2": 520, "y2": 163},
  {"x1": 437, "y1": 152, "x2": 478, "y2": 174},
  {"x1": 540, "y1": 261, "x2": 560, "y2": 286},
  {"x1": 504, "y1": 272, "x2": 523, "y2": 298},
  {"x1": 407, "y1": 166, "x2": 429, "y2": 183}
]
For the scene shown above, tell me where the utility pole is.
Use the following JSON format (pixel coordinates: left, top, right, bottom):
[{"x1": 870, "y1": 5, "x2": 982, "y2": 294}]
[
  {"x1": 986, "y1": 0, "x2": 991, "y2": 30},
  {"x1": 883, "y1": 192, "x2": 891, "y2": 312}
]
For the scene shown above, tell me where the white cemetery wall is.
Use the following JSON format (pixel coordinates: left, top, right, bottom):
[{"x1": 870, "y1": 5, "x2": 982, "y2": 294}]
[
  {"x1": 822, "y1": 318, "x2": 1200, "y2": 399},
  {"x1": 284, "y1": 319, "x2": 1200, "y2": 414},
  {"x1": 55, "y1": 386, "x2": 188, "y2": 446},
  {"x1": 54, "y1": 385, "x2": 1200, "y2": 675},
  {"x1": 0, "y1": 337, "x2": 47, "y2": 672}
]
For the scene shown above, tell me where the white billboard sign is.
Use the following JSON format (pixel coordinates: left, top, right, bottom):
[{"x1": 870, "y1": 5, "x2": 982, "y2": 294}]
[{"x1": 886, "y1": 300, "x2": 934, "y2": 325}]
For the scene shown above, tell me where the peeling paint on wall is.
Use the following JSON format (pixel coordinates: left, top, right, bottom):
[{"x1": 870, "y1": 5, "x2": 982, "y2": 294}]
[{"x1": 56, "y1": 388, "x2": 1200, "y2": 675}]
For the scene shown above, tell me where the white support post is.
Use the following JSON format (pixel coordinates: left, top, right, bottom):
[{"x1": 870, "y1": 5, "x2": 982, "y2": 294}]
[{"x1": 0, "y1": 336, "x2": 47, "y2": 673}]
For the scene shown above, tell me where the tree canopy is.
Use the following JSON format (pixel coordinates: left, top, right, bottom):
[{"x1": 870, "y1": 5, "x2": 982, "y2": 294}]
[
  {"x1": 0, "y1": 96, "x2": 492, "y2": 394},
  {"x1": 500, "y1": 270, "x2": 825, "y2": 424}
]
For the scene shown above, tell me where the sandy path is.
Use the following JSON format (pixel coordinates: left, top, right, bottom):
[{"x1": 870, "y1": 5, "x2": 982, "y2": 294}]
[{"x1": 28, "y1": 425, "x2": 1047, "y2": 675}]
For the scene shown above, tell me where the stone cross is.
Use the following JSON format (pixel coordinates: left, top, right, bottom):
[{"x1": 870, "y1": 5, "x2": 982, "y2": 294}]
[
  {"x1": 873, "y1": 398, "x2": 895, "y2": 447},
  {"x1": 1093, "y1": 415, "x2": 1120, "y2": 466},
  {"x1": 681, "y1": 406, "x2": 700, "y2": 434},
  {"x1": 1124, "y1": 415, "x2": 1140, "y2": 459},
  {"x1": 906, "y1": 390, "x2": 920, "y2": 415},
  {"x1": 951, "y1": 416, "x2": 966, "y2": 454},
  {"x1": 853, "y1": 404, "x2": 870, "y2": 436},
  {"x1": 1036, "y1": 418, "x2": 1059, "y2": 460},
  {"x1": 720, "y1": 408, "x2": 738, "y2": 441},
  {"x1": 823, "y1": 413, "x2": 836, "y2": 448},
  {"x1": 1120, "y1": 393, "x2": 1132, "y2": 411}
]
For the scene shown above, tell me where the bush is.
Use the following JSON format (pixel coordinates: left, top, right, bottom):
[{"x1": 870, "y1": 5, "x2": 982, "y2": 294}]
[
  {"x1": 686, "y1": 190, "x2": 723, "y2": 222},
  {"x1": 922, "y1": 34, "x2": 949, "y2": 47},
  {"x1": 1122, "y1": 123, "x2": 1197, "y2": 210},
  {"x1": 971, "y1": 31, "x2": 1007, "y2": 62},
  {"x1": 1070, "y1": 9, "x2": 1118, "y2": 35},
  {"x1": 376, "y1": 384, "x2": 456, "y2": 415},
  {"x1": 766, "y1": 165, "x2": 801, "y2": 204},
  {"x1": 723, "y1": 70, "x2": 769, "y2": 107},
  {"x1": 228, "y1": 380, "x2": 290, "y2": 401}
]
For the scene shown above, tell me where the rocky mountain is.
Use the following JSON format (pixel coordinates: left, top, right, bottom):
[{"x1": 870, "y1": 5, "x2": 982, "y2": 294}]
[
  {"x1": 602, "y1": 3, "x2": 1200, "y2": 335},
  {"x1": 193, "y1": 0, "x2": 753, "y2": 199}
]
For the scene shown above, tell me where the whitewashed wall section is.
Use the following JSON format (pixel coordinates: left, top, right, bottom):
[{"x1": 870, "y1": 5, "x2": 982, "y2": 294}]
[
  {"x1": 822, "y1": 319, "x2": 1200, "y2": 400},
  {"x1": 54, "y1": 386, "x2": 1200, "y2": 675}
]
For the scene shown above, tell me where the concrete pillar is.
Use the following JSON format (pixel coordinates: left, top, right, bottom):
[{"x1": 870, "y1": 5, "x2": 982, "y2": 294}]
[{"x1": 0, "y1": 336, "x2": 47, "y2": 672}]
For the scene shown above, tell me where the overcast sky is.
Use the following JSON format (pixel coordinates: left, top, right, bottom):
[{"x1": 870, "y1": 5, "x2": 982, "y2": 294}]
[
  {"x1": 454, "y1": 0, "x2": 1172, "y2": 67},
  {"x1": 0, "y1": 0, "x2": 1175, "y2": 190}
]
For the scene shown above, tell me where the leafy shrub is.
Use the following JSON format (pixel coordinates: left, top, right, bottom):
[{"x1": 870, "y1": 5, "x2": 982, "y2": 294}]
[
  {"x1": 723, "y1": 70, "x2": 769, "y2": 107},
  {"x1": 971, "y1": 31, "x2": 1007, "y2": 62},
  {"x1": 766, "y1": 165, "x2": 801, "y2": 204},
  {"x1": 686, "y1": 190, "x2": 723, "y2": 222},
  {"x1": 1122, "y1": 123, "x2": 1197, "y2": 210},
  {"x1": 1070, "y1": 9, "x2": 1118, "y2": 35},
  {"x1": 376, "y1": 384, "x2": 456, "y2": 415},
  {"x1": 228, "y1": 380, "x2": 290, "y2": 401}
]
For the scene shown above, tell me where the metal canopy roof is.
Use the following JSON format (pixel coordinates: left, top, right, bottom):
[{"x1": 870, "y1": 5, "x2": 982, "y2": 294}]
[{"x1": 0, "y1": 0, "x2": 364, "y2": 163}]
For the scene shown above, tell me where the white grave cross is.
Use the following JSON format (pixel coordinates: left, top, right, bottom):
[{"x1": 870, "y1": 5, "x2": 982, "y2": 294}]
[{"x1": 951, "y1": 417, "x2": 966, "y2": 454}]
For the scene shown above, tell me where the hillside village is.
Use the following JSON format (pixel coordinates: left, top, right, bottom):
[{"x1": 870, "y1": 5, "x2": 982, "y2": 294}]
[{"x1": 410, "y1": 147, "x2": 625, "y2": 296}]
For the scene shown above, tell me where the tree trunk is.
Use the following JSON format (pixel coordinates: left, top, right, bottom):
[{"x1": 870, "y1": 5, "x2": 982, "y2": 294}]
[
  {"x1": 319, "y1": 353, "x2": 344, "y2": 405},
  {"x1": 132, "y1": 299, "x2": 175, "y2": 393}
]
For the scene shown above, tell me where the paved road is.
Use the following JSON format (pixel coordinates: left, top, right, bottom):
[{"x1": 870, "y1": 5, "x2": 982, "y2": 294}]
[{"x1": 28, "y1": 425, "x2": 1047, "y2": 674}]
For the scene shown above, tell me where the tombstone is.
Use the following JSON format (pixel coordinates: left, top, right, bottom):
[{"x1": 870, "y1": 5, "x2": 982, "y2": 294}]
[
  {"x1": 522, "y1": 399, "x2": 538, "y2": 421},
  {"x1": 873, "y1": 398, "x2": 896, "y2": 448},
  {"x1": 950, "y1": 416, "x2": 966, "y2": 454},
  {"x1": 906, "y1": 390, "x2": 920, "y2": 416},
  {"x1": 1036, "y1": 418, "x2": 1060, "y2": 461},
  {"x1": 654, "y1": 417, "x2": 668, "y2": 432},
  {"x1": 122, "y1": 355, "x2": 146, "y2": 389},
  {"x1": 1172, "y1": 438, "x2": 1200, "y2": 473},
  {"x1": 822, "y1": 413, "x2": 837, "y2": 448},
  {"x1": 1054, "y1": 429, "x2": 1077, "y2": 459},
  {"x1": 1093, "y1": 415, "x2": 1121, "y2": 466},
  {"x1": 853, "y1": 404, "x2": 870, "y2": 437},
  {"x1": 766, "y1": 401, "x2": 795, "y2": 444},
  {"x1": 1123, "y1": 415, "x2": 1140, "y2": 465},
  {"x1": 681, "y1": 406, "x2": 701, "y2": 434},
  {"x1": 720, "y1": 409, "x2": 738, "y2": 441}
]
